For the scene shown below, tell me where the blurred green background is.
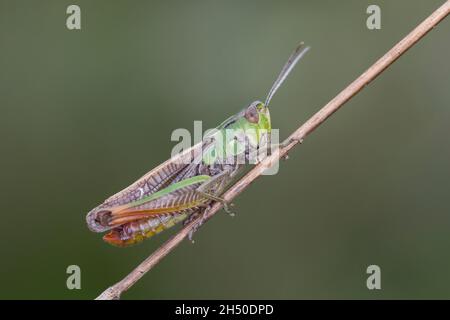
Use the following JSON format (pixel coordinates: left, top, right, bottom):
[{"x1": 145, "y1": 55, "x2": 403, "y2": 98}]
[{"x1": 0, "y1": 0, "x2": 449, "y2": 299}]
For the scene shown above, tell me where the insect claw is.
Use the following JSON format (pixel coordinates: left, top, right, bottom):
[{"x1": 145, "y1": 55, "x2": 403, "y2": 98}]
[
  {"x1": 188, "y1": 227, "x2": 197, "y2": 243},
  {"x1": 280, "y1": 137, "x2": 303, "y2": 149},
  {"x1": 188, "y1": 233, "x2": 194, "y2": 243},
  {"x1": 187, "y1": 208, "x2": 210, "y2": 242},
  {"x1": 223, "y1": 203, "x2": 236, "y2": 217},
  {"x1": 290, "y1": 137, "x2": 303, "y2": 145}
]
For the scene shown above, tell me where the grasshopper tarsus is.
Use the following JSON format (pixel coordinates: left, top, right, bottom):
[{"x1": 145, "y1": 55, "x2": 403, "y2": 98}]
[{"x1": 222, "y1": 202, "x2": 236, "y2": 217}]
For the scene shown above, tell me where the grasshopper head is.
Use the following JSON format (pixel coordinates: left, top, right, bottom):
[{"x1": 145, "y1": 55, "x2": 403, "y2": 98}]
[
  {"x1": 244, "y1": 101, "x2": 271, "y2": 132},
  {"x1": 240, "y1": 100, "x2": 271, "y2": 151}
]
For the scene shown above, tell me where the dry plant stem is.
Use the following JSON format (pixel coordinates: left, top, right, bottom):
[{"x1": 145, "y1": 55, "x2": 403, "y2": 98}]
[{"x1": 96, "y1": 1, "x2": 450, "y2": 300}]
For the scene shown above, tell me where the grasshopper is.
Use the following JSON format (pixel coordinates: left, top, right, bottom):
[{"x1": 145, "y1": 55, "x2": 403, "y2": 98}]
[{"x1": 86, "y1": 43, "x2": 310, "y2": 246}]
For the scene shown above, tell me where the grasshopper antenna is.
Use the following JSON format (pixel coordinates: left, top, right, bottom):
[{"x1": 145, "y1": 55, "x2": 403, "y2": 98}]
[{"x1": 264, "y1": 42, "x2": 310, "y2": 107}]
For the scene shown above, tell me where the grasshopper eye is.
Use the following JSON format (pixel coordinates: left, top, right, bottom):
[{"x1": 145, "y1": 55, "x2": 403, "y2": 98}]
[{"x1": 245, "y1": 105, "x2": 259, "y2": 124}]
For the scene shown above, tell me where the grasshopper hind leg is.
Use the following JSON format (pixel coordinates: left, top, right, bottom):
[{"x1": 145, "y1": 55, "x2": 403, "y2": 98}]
[
  {"x1": 182, "y1": 207, "x2": 209, "y2": 243},
  {"x1": 104, "y1": 213, "x2": 190, "y2": 247}
]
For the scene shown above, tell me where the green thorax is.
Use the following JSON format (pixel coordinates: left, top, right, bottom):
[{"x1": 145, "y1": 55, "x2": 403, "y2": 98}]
[{"x1": 202, "y1": 101, "x2": 271, "y2": 165}]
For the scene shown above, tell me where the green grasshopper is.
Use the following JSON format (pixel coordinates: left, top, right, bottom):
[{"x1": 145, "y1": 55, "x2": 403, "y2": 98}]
[{"x1": 86, "y1": 43, "x2": 310, "y2": 246}]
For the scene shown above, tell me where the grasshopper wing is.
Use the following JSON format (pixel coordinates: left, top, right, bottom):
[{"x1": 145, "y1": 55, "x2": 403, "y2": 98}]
[
  {"x1": 101, "y1": 175, "x2": 213, "y2": 247},
  {"x1": 86, "y1": 141, "x2": 206, "y2": 232},
  {"x1": 107, "y1": 175, "x2": 211, "y2": 226}
]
